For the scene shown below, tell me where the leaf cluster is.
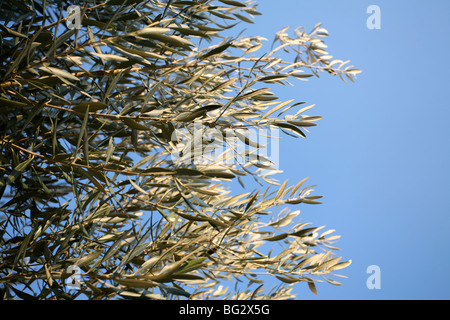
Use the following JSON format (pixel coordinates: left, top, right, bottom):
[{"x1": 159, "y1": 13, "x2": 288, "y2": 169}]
[{"x1": 0, "y1": 0, "x2": 357, "y2": 300}]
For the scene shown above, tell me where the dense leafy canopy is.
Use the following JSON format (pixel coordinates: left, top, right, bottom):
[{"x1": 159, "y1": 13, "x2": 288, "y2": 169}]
[{"x1": 0, "y1": 0, "x2": 359, "y2": 300}]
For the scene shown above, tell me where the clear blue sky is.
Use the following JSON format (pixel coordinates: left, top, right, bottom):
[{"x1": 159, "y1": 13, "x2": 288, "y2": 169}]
[{"x1": 239, "y1": 0, "x2": 450, "y2": 299}]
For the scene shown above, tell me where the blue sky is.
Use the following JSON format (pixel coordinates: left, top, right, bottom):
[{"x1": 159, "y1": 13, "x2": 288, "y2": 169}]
[{"x1": 238, "y1": 0, "x2": 450, "y2": 299}]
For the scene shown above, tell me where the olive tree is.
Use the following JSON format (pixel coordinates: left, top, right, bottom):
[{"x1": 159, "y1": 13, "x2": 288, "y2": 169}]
[{"x1": 0, "y1": 0, "x2": 360, "y2": 300}]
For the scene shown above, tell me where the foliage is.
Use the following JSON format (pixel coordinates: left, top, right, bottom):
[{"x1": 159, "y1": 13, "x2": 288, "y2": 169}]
[{"x1": 0, "y1": 0, "x2": 359, "y2": 300}]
